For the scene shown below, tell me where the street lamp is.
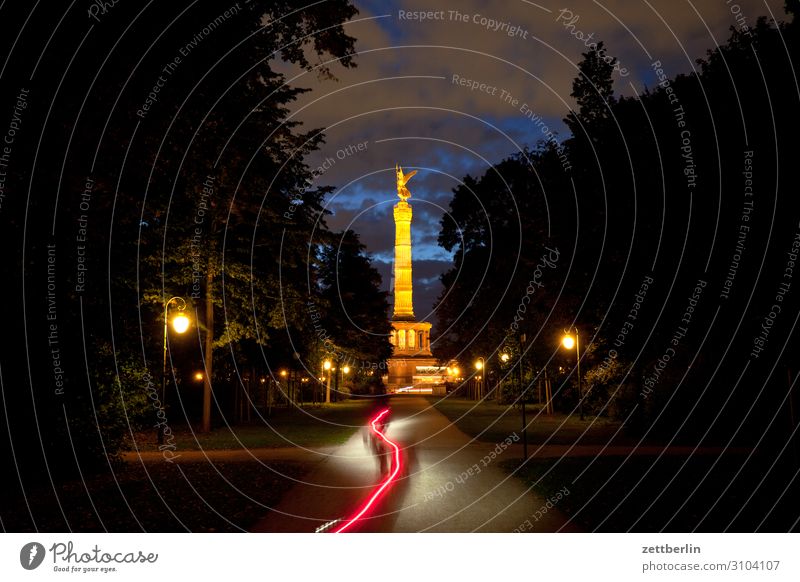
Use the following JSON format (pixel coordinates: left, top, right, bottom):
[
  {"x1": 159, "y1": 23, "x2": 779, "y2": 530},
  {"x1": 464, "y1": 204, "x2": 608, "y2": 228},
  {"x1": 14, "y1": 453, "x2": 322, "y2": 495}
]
[
  {"x1": 499, "y1": 353, "x2": 510, "y2": 398},
  {"x1": 499, "y1": 349, "x2": 528, "y2": 459},
  {"x1": 474, "y1": 357, "x2": 485, "y2": 399},
  {"x1": 160, "y1": 296, "x2": 189, "y2": 445},
  {"x1": 323, "y1": 359, "x2": 332, "y2": 403},
  {"x1": 278, "y1": 369, "x2": 289, "y2": 404},
  {"x1": 518, "y1": 334, "x2": 530, "y2": 458},
  {"x1": 561, "y1": 327, "x2": 583, "y2": 420},
  {"x1": 341, "y1": 365, "x2": 350, "y2": 396}
]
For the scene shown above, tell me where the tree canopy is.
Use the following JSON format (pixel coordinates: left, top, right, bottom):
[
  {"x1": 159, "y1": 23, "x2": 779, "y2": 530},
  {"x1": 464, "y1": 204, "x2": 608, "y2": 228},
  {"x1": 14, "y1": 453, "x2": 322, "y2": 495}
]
[{"x1": 435, "y1": 8, "x2": 800, "y2": 442}]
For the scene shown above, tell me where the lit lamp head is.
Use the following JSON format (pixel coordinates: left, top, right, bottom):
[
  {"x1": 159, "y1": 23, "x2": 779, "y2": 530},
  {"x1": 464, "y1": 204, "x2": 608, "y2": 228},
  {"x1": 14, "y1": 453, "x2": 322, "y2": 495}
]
[
  {"x1": 280, "y1": 370, "x2": 288, "y2": 378},
  {"x1": 194, "y1": 372, "x2": 204, "y2": 381},
  {"x1": 342, "y1": 366, "x2": 350, "y2": 375},
  {"x1": 172, "y1": 312, "x2": 190, "y2": 334},
  {"x1": 562, "y1": 335, "x2": 576, "y2": 350},
  {"x1": 474, "y1": 359, "x2": 484, "y2": 371},
  {"x1": 323, "y1": 360, "x2": 332, "y2": 371},
  {"x1": 500, "y1": 353, "x2": 510, "y2": 363}
]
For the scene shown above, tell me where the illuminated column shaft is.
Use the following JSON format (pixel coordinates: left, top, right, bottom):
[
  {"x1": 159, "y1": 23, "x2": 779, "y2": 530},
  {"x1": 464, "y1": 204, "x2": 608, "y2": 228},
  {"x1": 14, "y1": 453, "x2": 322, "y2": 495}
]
[{"x1": 393, "y1": 200, "x2": 414, "y2": 320}]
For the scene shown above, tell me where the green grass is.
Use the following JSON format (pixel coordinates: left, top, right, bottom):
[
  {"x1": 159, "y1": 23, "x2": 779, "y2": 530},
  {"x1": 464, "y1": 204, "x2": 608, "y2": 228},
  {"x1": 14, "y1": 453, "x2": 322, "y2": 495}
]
[
  {"x1": 0, "y1": 461, "x2": 307, "y2": 532},
  {"x1": 133, "y1": 399, "x2": 375, "y2": 451},
  {"x1": 428, "y1": 396, "x2": 629, "y2": 445},
  {"x1": 500, "y1": 454, "x2": 799, "y2": 532}
]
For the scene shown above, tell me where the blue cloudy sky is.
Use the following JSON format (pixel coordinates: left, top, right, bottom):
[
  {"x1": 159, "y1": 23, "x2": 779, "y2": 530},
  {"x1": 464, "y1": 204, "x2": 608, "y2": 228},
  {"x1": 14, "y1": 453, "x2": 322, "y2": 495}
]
[{"x1": 277, "y1": 0, "x2": 785, "y2": 322}]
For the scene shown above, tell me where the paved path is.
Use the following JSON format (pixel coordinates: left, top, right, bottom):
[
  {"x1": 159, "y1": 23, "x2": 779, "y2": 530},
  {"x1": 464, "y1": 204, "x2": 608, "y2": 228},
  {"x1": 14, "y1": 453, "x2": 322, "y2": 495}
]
[{"x1": 251, "y1": 395, "x2": 578, "y2": 532}]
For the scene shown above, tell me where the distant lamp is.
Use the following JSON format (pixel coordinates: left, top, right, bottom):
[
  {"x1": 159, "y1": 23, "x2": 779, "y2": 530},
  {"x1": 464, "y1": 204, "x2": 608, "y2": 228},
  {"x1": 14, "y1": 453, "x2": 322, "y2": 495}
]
[
  {"x1": 343, "y1": 365, "x2": 350, "y2": 375},
  {"x1": 323, "y1": 360, "x2": 332, "y2": 403},
  {"x1": 560, "y1": 327, "x2": 583, "y2": 420},
  {"x1": 280, "y1": 369, "x2": 288, "y2": 378},
  {"x1": 194, "y1": 372, "x2": 203, "y2": 381},
  {"x1": 500, "y1": 353, "x2": 510, "y2": 363},
  {"x1": 474, "y1": 359, "x2": 484, "y2": 371}
]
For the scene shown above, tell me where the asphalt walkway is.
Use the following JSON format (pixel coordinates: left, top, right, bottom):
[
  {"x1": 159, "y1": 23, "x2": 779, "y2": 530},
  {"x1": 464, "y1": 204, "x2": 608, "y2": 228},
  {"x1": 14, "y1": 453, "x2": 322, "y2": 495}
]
[{"x1": 251, "y1": 395, "x2": 577, "y2": 532}]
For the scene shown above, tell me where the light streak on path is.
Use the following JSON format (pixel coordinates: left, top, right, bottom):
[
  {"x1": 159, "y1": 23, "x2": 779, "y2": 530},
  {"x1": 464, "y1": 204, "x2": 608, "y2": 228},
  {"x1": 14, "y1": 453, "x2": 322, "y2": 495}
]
[{"x1": 333, "y1": 408, "x2": 400, "y2": 533}]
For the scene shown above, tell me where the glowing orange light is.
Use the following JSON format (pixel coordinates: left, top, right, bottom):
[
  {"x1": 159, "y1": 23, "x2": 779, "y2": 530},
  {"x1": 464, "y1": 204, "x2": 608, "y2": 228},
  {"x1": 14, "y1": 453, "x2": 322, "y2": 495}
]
[
  {"x1": 333, "y1": 408, "x2": 400, "y2": 533},
  {"x1": 171, "y1": 313, "x2": 190, "y2": 334}
]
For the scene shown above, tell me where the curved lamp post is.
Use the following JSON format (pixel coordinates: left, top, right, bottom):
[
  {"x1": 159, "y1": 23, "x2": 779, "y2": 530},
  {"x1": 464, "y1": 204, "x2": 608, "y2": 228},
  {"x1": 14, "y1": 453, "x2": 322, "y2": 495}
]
[{"x1": 160, "y1": 296, "x2": 189, "y2": 444}]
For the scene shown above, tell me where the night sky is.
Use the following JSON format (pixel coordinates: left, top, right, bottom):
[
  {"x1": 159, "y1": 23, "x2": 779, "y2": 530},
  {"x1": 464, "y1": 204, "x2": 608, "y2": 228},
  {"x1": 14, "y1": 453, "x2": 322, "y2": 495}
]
[{"x1": 275, "y1": 0, "x2": 784, "y2": 323}]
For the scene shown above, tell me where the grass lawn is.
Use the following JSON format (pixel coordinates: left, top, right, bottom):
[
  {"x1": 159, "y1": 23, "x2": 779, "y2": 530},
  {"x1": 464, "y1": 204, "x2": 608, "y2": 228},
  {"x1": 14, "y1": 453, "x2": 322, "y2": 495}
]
[
  {"x1": 0, "y1": 460, "x2": 307, "y2": 532},
  {"x1": 428, "y1": 396, "x2": 630, "y2": 445},
  {"x1": 500, "y1": 453, "x2": 799, "y2": 532},
  {"x1": 133, "y1": 398, "x2": 375, "y2": 451}
]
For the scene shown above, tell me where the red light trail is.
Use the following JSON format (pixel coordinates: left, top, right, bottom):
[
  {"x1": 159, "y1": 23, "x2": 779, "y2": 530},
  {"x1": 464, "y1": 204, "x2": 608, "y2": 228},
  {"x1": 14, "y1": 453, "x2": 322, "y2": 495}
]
[{"x1": 332, "y1": 408, "x2": 400, "y2": 533}]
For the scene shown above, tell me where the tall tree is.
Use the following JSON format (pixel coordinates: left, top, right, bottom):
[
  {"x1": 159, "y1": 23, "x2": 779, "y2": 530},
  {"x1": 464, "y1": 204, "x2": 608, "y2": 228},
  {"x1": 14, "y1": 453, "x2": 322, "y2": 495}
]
[
  {"x1": 126, "y1": 2, "x2": 359, "y2": 431},
  {"x1": 0, "y1": 0, "x2": 362, "y2": 498},
  {"x1": 318, "y1": 230, "x2": 392, "y2": 373}
]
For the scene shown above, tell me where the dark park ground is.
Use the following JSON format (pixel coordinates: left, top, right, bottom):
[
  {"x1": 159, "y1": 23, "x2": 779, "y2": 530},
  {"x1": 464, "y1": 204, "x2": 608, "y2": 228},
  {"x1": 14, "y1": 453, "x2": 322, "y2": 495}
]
[
  {"x1": 0, "y1": 400, "x2": 376, "y2": 532},
  {"x1": 429, "y1": 397, "x2": 799, "y2": 532},
  {"x1": 2, "y1": 396, "x2": 797, "y2": 532}
]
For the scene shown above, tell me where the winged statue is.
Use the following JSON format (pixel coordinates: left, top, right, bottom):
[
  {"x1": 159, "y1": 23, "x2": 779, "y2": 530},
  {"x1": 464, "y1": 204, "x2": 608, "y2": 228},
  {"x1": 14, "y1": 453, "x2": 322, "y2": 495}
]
[{"x1": 396, "y1": 164, "x2": 418, "y2": 201}]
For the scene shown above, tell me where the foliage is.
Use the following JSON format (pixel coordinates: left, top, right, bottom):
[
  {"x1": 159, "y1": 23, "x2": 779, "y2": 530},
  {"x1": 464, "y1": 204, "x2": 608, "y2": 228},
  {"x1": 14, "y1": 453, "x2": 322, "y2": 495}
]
[
  {"x1": 434, "y1": 8, "x2": 800, "y2": 442},
  {"x1": 66, "y1": 342, "x2": 152, "y2": 468},
  {"x1": 0, "y1": 1, "x2": 382, "y2": 476},
  {"x1": 318, "y1": 230, "x2": 393, "y2": 367}
]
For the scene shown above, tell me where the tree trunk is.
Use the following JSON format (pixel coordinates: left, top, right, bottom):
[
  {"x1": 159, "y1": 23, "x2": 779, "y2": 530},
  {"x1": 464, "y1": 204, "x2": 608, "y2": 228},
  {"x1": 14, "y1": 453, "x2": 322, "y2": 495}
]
[{"x1": 202, "y1": 266, "x2": 214, "y2": 432}]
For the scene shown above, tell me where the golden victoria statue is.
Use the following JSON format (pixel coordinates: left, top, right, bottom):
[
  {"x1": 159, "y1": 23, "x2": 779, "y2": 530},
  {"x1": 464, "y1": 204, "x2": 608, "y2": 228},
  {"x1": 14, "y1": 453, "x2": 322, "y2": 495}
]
[
  {"x1": 392, "y1": 165, "x2": 416, "y2": 320},
  {"x1": 396, "y1": 164, "x2": 417, "y2": 201}
]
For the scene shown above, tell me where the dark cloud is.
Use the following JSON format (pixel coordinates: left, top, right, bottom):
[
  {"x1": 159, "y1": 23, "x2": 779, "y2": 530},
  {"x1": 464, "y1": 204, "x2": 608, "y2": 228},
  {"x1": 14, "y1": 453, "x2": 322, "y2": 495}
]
[{"x1": 276, "y1": 0, "x2": 783, "y2": 328}]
